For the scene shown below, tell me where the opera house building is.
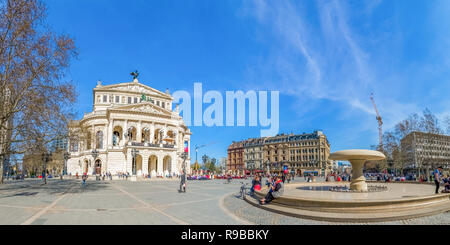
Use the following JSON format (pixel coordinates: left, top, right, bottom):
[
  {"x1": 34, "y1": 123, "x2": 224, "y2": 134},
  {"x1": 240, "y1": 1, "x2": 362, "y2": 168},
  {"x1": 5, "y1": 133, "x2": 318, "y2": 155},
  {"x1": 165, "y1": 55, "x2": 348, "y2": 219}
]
[{"x1": 66, "y1": 77, "x2": 192, "y2": 179}]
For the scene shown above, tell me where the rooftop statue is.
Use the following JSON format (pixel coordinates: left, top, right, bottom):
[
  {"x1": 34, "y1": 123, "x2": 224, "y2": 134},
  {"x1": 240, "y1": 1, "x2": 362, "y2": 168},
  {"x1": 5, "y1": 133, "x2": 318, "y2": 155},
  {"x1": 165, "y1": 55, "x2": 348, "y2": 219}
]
[{"x1": 130, "y1": 70, "x2": 139, "y2": 80}]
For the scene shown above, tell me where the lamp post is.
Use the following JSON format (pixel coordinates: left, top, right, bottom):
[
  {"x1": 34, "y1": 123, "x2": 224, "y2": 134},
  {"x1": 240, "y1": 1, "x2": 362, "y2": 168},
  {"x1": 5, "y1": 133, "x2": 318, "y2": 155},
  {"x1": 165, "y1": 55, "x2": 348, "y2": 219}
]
[
  {"x1": 41, "y1": 152, "x2": 50, "y2": 185},
  {"x1": 131, "y1": 148, "x2": 139, "y2": 175},
  {"x1": 63, "y1": 152, "x2": 70, "y2": 176}
]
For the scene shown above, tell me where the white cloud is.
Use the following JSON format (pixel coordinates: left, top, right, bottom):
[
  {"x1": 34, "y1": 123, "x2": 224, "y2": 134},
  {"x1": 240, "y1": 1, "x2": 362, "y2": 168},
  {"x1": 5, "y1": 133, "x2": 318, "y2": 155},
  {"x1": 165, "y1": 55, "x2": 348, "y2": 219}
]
[{"x1": 241, "y1": 0, "x2": 450, "y2": 145}]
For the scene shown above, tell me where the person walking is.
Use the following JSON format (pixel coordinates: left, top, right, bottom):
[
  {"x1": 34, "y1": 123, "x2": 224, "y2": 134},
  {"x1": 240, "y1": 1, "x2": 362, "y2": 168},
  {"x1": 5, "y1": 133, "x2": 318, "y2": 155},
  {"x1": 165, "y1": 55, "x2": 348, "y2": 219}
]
[
  {"x1": 179, "y1": 170, "x2": 186, "y2": 193},
  {"x1": 434, "y1": 166, "x2": 443, "y2": 194},
  {"x1": 82, "y1": 174, "x2": 87, "y2": 188}
]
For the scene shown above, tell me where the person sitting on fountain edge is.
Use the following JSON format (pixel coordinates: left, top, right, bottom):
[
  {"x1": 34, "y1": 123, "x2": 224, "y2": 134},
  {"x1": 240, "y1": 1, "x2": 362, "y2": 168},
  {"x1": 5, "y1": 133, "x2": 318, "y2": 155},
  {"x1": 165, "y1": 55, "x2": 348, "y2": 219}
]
[{"x1": 260, "y1": 176, "x2": 284, "y2": 205}]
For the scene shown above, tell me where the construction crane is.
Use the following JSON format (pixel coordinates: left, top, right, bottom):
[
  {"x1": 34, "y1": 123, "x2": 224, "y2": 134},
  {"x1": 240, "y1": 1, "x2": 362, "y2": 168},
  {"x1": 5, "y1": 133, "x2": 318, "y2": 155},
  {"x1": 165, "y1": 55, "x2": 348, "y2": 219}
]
[
  {"x1": 370, "y1": 93, "x2": 383, "y2": 150},
  {"x1": 194, "y1": 142, "x2": 216, "y2": 171}
]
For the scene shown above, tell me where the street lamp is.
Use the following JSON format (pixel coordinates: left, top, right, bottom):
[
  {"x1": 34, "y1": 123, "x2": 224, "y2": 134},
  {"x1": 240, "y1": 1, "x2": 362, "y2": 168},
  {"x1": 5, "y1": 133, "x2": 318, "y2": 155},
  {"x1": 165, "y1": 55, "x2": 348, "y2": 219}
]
[
  {"x1": 41, "y1": 152, "x2": 50, "y2": 184},
  {"x1": 63, "y1": 152, "x2": 70, "y2": 176},
  {"x1": 131, "y1": 148, "x2": 139, "y2": 175}
]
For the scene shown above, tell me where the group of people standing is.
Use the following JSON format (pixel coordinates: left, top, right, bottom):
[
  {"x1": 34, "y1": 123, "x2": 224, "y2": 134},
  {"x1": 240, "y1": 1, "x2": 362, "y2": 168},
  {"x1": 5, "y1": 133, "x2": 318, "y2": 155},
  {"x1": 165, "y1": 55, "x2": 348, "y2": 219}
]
[
  {"x1": 325, "y1": 173, "x2": 351, "y2": 182},
  {"x1": 434, "y1": 166, "x2": 450, "y2": 194}
]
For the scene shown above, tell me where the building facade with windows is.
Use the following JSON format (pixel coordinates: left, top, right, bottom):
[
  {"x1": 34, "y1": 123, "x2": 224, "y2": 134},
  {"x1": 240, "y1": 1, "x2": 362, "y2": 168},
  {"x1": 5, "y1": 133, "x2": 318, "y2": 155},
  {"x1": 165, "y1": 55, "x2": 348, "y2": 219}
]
[
  {"x1": 67, "y1": 78, "x2": 191, "y2": 178},
  {"x1": 401, "y1": 131, "x2": 450, "y2": 173},
  {"x1": 227, "y1": 131, "x2": 332, "y2": 176},
  {"x1": 227, "y1": 141, "x2": 244, "y2": 173},
  {"x1": 243, "y1": 137, "x2": 265, "y2": 174}
]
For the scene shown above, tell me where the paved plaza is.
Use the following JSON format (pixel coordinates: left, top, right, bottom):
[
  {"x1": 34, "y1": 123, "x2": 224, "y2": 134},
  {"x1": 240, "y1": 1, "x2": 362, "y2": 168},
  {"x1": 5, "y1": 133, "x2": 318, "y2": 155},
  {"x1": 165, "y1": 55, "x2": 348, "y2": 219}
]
[{"x1": 0, "y1": 177, "x2": 449, "y2": 225}]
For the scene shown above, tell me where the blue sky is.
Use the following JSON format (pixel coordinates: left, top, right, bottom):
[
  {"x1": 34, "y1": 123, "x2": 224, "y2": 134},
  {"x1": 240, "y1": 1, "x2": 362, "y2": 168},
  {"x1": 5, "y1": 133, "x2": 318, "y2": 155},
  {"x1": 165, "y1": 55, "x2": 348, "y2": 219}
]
[{"x1": 46, "y1": 0, "x2": 450, "y2": 163}]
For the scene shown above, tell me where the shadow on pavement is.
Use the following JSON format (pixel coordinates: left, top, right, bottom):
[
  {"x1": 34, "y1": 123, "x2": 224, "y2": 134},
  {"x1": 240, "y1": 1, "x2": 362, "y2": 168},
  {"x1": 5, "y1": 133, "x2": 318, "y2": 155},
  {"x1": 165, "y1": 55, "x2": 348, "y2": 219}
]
[{"x1": 0, "y1": 179, "x2": 112, "y2": 197}]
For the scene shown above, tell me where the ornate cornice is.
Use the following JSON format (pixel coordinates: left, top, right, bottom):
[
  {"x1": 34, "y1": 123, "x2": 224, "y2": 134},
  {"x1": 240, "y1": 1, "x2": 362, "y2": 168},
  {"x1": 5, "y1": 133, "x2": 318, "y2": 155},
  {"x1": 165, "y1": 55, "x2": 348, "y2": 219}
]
[{"x1": 94, "y1": 82, "x2": 172, "y2": 100}]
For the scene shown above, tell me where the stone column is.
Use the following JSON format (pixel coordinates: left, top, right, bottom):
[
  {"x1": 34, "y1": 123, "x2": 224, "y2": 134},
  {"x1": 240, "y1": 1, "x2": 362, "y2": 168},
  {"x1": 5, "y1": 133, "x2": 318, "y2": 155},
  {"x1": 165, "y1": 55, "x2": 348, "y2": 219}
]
[
  {"x1": 143, "y1": 154, "x2": 149, "y2": 175},
  {"x1": 173, "y1": 132, "x2": 177, "y2": 146},
  {"x1": 137, "y1": 121, "x2": 142, "y2": 143},
  {"x1": 157, "y1": 154, "x2": 163, "y2": 176},
  {"x1": 126, "y1": 149, "x2": 132, "y2": 174},
  {"x1": 150, "y1": 123, "x2": 155, "y2": 144},
  {"x1": 171, "y1": 152, "x2": 177, "y2": 175},
  {"x1": 123, "y1": 120, "x2": 128, "y2": 146},
  {"x1": 107, "y1": 120, "x2": 112, "y2": 149},
  {"x1": 91, "y1": 125, "x2": 95, "y2": 149}
]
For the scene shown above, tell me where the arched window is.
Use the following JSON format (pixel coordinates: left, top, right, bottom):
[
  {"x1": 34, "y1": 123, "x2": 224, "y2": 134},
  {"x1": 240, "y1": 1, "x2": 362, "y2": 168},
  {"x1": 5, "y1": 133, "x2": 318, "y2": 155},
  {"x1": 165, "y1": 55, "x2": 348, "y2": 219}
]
[
  {"x1": 96, "y1": 131, "x2": 103, "y2": 149},
  {"x1": 70, "y1": 139, "x2": 79, "y2": 152},
  {"x1": 86, "y1": 132, "x2": 92, "y2": 150}
]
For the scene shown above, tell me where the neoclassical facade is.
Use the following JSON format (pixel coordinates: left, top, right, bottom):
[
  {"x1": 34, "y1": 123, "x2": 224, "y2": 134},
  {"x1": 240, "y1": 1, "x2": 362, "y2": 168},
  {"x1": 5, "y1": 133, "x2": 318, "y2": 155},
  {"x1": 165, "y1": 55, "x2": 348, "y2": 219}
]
[
  {"x1": 228, "y1": 131, "x2": 332, "y2": 176},
  {"x1": 67, "y1": 78, "x2": 191, "y2": 178}
]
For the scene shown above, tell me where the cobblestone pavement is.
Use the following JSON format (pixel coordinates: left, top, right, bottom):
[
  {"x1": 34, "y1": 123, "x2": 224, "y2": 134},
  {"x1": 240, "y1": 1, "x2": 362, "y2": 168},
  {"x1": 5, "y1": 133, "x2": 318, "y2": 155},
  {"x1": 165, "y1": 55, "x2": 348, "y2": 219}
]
[
  {"x1": 224, "y1": 190, "x2": 450, "y2": 225},
  {"x1": 1, "y1": 177, "x2": 449, "y2": 225},
  {"x1": 0, "y1": 178, "x2": 252, "y2": 225}
]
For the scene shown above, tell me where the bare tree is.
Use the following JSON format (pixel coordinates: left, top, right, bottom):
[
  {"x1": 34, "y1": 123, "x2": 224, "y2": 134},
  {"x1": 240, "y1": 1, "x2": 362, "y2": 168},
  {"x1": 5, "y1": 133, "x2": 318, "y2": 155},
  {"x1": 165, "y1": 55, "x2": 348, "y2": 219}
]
[
  {"x1": 444, "y1": 116, "x2": 450, "y2": 135},
  {"x1": 0, "y1": 0, "x2": 77, "y2": 183},
  {"x1": 386, "y1": 113, "x2": 421, "y2": 175},
  {"x1": 384, "y1": 109, "x2": 444, "y2": 177},
  {"x1": 380, "y1": 131, "x2": 401, "y2": 173},
  {"x1": 417, "y1": 109, "x2": 443, "y2": 176}
]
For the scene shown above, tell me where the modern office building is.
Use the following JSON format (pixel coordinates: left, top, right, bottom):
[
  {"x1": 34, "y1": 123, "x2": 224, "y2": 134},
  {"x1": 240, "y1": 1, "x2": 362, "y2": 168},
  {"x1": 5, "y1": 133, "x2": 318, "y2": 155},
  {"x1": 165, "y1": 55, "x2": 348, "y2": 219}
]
[{"x1": 401, "y1": 131, "x2": 450, "y2": 173}]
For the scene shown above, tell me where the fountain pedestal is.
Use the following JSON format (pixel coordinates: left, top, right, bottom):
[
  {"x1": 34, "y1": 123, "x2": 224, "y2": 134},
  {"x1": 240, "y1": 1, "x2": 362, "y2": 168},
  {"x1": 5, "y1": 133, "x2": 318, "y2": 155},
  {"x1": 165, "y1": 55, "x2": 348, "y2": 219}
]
[{"x1": 329, "y1": 150, "x2": 385, "y2": 192}]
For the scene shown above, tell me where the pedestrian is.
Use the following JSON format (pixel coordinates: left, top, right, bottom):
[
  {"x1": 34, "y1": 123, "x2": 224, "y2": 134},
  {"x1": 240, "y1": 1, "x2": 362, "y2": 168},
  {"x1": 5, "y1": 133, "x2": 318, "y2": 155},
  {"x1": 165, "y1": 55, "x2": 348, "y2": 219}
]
[
  {"x1": 434, "y1": 166, "x2": 443, "y2": 194},
  {"x1": 266, "y1": 176, "x2": 273, "y2": 188},
  {"x1": 179, "y1": 170, "x2": 186, "y2": 193},
  {"x1": 254, "y1": 176, "x2": 261, "y2": 192},
  {"x1": 82, "y1": 174, "x2": 87, "y2": 187}
]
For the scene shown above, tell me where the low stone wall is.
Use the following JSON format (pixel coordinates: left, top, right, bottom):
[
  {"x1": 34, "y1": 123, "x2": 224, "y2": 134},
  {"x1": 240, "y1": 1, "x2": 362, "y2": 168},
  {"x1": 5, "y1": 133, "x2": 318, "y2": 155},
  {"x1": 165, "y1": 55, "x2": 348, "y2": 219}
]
[
  {"x1": 249, "y1": 182, "x2": 450, "y2": 222},
  {"x1": 254, "y1": 183, "x2": 450, "y2": 213}
]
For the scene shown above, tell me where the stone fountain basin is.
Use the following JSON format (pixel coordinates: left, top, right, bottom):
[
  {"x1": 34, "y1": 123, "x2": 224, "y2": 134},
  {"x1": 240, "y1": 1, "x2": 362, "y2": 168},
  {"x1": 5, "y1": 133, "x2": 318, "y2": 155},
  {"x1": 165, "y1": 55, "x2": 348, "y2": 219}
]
[
  {"x1": 249, "y1": 182, "x2": 450, "y2": 222},
  {"x1": 328, "y1": 149, "x2": 386, "y2": 161}
]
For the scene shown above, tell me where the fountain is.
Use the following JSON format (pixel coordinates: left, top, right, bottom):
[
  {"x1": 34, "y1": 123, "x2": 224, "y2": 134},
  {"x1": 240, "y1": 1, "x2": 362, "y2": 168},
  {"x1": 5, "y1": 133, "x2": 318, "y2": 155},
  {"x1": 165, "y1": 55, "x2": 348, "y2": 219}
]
[
  {"x1": 329, "y1": 149, "x2": 385, "y2": 192},
  {"x1": 246, "y1": 149, "x2": 450, "y2": 222}
]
